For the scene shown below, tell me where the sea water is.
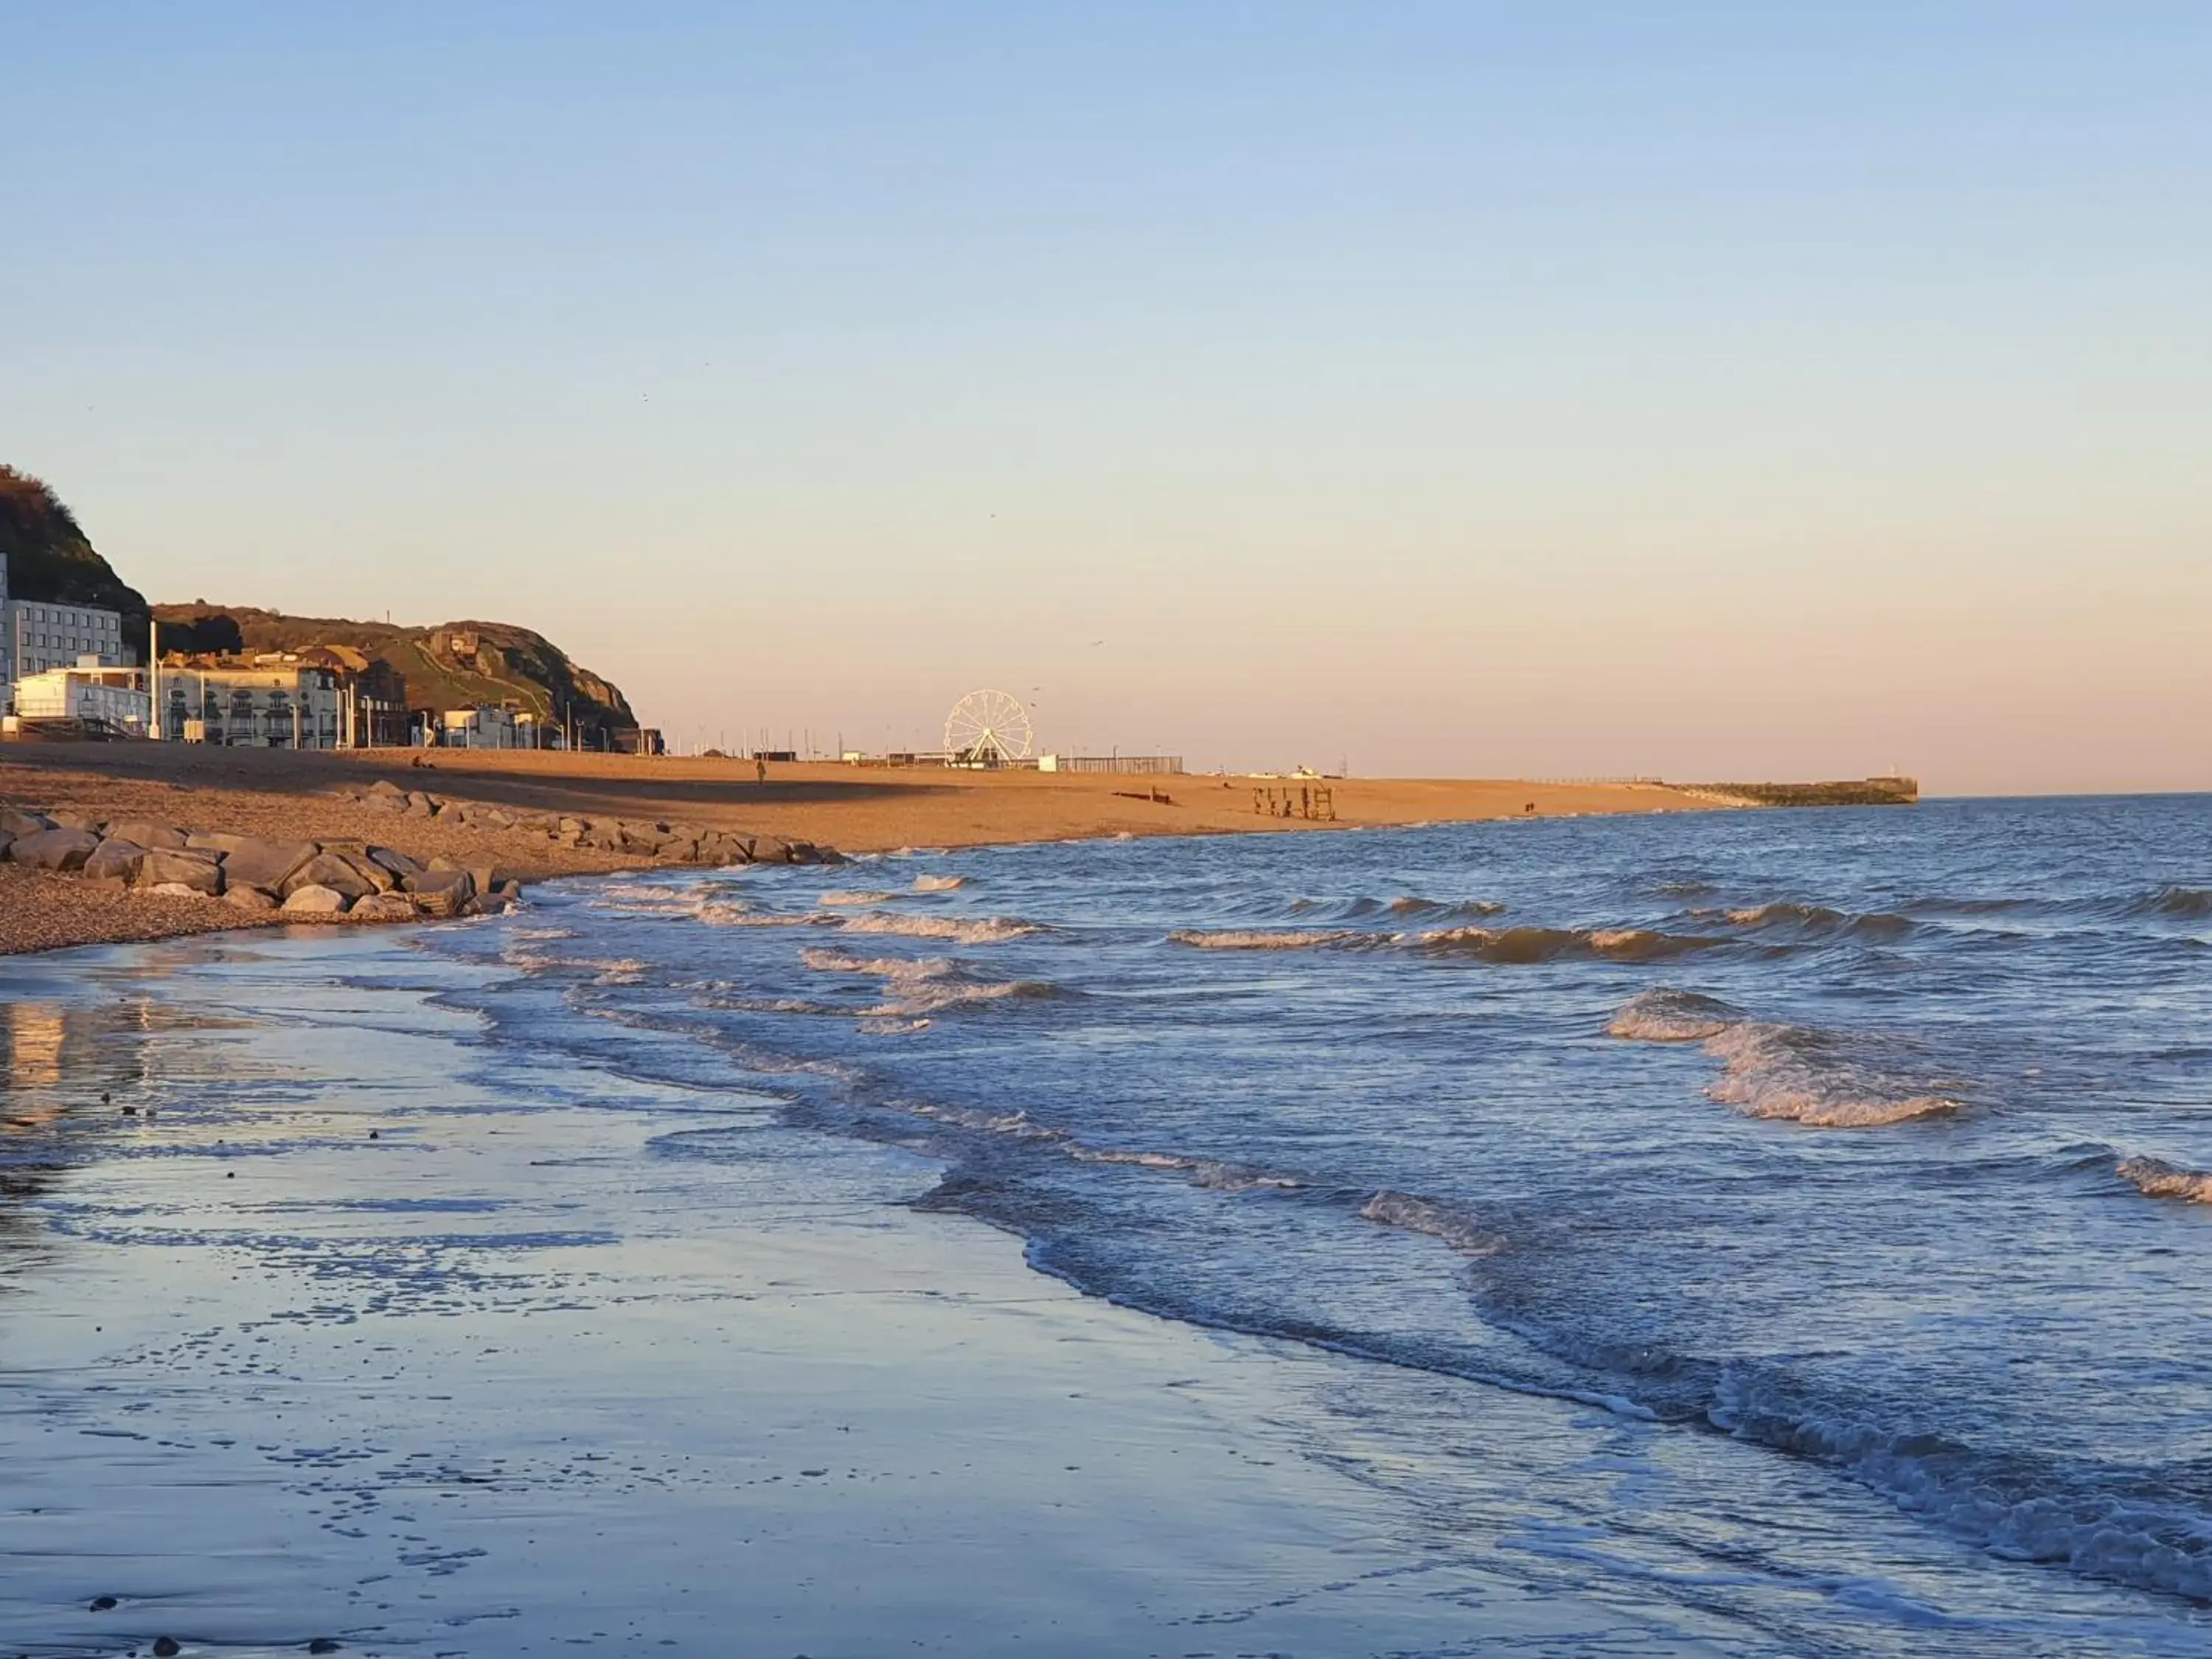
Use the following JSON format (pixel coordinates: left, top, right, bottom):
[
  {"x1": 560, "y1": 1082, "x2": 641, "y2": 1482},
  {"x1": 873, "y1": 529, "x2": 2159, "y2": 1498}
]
[
  {"x1": 5, "y1": 794, "x2": 2210, "y2": 1655},
  {"x1": 420, "y1": 796, "x2": 2212, "y2": 1641}
]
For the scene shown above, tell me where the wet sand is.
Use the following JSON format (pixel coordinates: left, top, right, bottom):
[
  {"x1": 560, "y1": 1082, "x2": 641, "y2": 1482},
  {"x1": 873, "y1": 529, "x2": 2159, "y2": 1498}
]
[{"x1": 0, "y1": 929, "x2": 1712, "y2": 1657}]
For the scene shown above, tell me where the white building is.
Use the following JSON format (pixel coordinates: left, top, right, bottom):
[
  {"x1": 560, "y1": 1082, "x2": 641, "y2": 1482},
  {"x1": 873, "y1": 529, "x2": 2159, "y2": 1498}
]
[
  {"x1": 442, "y1": 705, "x2": 522, "y2": 748},
  {"x1": 6, "y1": 595, "x2": 129, "y2": 680},
  {"x1": 13, "y1": 660, "x2": 153, "y2": 734},
  {"x1": 158, "y1": 664, "x2": 341, "y2": 748}
]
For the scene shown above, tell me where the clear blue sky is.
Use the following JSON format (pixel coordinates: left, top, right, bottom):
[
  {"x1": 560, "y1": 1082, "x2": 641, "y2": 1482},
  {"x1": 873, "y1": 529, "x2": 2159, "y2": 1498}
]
[{"x1": 7, "y1": 3, "x2": 2208, "y2": 787}]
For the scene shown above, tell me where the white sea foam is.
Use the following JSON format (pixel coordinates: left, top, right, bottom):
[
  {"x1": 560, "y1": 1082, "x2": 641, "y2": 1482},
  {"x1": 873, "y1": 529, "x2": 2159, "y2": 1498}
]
[
  {"x1": 912, "y1": 874, "x2": 966, "y2": 892},
  {"x1": 1610, "y1": 992, "x2": 1958, "y2": 1127},
  {"x1": 1606, "y1": 989, "x2": 1741, "y2": 1042},
  {"x1": 839, "y1": 911, "x2": 1040, "y2": 943},
  {"x1": 799, "y1": 945, "x2": 1054, "y2": 1018},
  {"x1": 1168, "y1": 929, "x2": 1350, "y2": 950},
  {"x1": 2117, "y1": 1155, "x2": 2212, "y2": 1203},
  {"x1": 1413, "y1": 925, "x2": 1719, "y2": 963},
  {"x1": 1068, "y1": 1146, "x2": 1301, "y2": 1191},
  {"x1": 818, "y1": 889, "x2": 897, "y2": 906},
  {"x1": 1359, "y1": 1191, "x2": 1498, "y2": 1256}
]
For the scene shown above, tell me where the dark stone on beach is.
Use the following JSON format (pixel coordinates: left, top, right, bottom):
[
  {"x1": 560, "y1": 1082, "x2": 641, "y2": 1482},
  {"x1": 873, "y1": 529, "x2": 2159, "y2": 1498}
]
[
  {"x1": 10, "y1": 827, "x2": 102, "y2": 871},
  {"x1": 0, "y1": 805, "x2": 55, "y2": 838},
  {"x1": 153, "y1": 1638, "x2": 181, "y2": 1657},
  {"x1": 408, "y1": 888, "x2": 466, "y2": 918},
  {"x1": 307, "y1": 1640, "x2": 343, "y2": 1654},
  {"x1": 83, "y1": 838, "x2": 149, "y2": 885},
  {"x1": 284, "y1": 850, "x2": 382, "y2": 901},
  {"x1": 88, "y1": 1595, "x2": 116, "y2": 1610},
  {"x1": 403, "y1": 866, "x2": 475, "y2": 902},
  {"x1": 184, "y1": 830, "x2": 260, "y2": 857},
  {"x1": 136, "y1": 848, "x2": 224, "y2": 895},
  {"x1": 105, "y1": 818, "x2": 188, "y2": 850},
  {"x1": 366, "y1": 846, "x2": 423, "y2": 879},
  {"x1": 220, "y1": 836, "x2": 319, "y2": 893}
]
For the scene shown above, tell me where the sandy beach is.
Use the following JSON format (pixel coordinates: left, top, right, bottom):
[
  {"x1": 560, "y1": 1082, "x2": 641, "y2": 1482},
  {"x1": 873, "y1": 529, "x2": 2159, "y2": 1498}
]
[{"x1": 0, "y1": 742, "x2": 1714, "y2": 956}]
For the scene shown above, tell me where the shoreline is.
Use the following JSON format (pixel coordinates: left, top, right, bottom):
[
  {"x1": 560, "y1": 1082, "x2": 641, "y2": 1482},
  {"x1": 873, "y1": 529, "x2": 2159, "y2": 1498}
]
[
  {"x1": 1, "y1": 742, "x2": 1727, "y2": 957},
  {"x1": 0, "y1": 928, "x2": 1708, "y2": 1656}
]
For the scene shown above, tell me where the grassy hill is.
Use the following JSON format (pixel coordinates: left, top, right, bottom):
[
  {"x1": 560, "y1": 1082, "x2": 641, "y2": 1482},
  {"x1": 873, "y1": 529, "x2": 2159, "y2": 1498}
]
[
  {"x1": 150, "y1": 603, "x2": 639, "y2": 742},
  {"x1": 0, "y1": 466, "x2": 152, "y2": 658}
]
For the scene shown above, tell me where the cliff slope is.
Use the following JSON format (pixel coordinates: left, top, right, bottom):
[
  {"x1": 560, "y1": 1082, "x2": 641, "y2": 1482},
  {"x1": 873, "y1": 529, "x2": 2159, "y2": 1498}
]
[
  {"x1": 151, "y1": 603, "x2": 637, "y2": 741},
  {"x1": 0, "y1": 467, "x2": 152, "y2": 657}
]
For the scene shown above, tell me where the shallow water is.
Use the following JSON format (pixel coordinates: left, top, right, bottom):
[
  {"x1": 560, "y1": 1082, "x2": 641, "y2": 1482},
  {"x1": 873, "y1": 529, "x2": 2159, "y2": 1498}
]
[
  {"x1": 4, "y1": 794, "x2": 2210, "y2": 1655},
  {"x1": 420, "y1": 796, "x2": 2212, "y2": 1646}
]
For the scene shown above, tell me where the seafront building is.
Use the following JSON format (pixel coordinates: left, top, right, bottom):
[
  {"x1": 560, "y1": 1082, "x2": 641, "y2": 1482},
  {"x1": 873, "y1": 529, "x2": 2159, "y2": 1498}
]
[
  {"x1": 0, "y1": 548, "x2": 134, "y2": 714},
  {"x1": 157, "y1": 661, "x2": 343, "y2": 748},
  {"x1": 10, "y1": 660, "x2": 153, "y2": 735},
  {"x1": 6, "y1": 595, "x2": 131, "y2": 678},
  {"x1": 440, "y1": 704, "x2": 522, "y2": 748}
]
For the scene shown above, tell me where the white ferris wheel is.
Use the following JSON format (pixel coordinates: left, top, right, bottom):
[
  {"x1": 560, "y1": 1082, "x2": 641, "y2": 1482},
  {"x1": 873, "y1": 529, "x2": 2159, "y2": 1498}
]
[{"x1": 944, "y1": 689, "x2": 1034, "y2": 766}]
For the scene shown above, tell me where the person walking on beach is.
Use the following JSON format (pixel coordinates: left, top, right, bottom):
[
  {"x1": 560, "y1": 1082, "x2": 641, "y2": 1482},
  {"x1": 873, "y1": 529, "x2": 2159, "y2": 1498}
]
[{"x1": 756, "y1": 757, "x2": 768, "y2": 785}]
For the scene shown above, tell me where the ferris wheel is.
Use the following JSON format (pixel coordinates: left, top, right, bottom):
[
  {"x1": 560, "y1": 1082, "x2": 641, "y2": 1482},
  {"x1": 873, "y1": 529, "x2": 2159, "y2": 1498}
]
[{"x1": 944, "y1": 689, "x2": 1034, "y2": 765}]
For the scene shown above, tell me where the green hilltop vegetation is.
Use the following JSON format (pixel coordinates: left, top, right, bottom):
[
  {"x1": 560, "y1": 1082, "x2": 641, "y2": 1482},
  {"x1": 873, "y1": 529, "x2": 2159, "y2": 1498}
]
[
  {"x1": 151, "y1": 602, "x2": 639, "y2": 742},
  {"x1": 0, "y1": 465, "x2": 152, "y2": 657}
]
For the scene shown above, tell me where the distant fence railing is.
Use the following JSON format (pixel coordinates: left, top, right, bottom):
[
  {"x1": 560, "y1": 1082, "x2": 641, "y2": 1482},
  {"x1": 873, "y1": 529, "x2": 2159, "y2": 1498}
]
[{"x1": 1045, "y1": 755, "x2": 1185, "y2": 776}]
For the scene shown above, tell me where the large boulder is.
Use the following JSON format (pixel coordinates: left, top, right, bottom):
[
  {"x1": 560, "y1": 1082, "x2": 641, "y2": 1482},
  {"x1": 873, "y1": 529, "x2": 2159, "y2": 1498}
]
[
  {"x1": 218, "y1": 837, "x2": 319, "y2": 894},
  {"x1": 348, "y1": 892, "x2": 417, "y2": 923},
  {"x1": 281, "y1": 884, "x2": 352, "y2": 916},
  {"x1": 145, "y1": 881, "x2": 212, "y2": 900},
  {"x1": 105, "y1": 819, "x2": 188, "y2": 850},
  {"x1": 136, "y1": 848, "x2": 223, "y2": 894},
  {"x1": 0, "y1": 805, "x2": 54, "y2": 838},
  {"x1": 366, "y1": 846, "x2": 424, "y2": 879},
  {"x1": 8, "y1": 827, "x2": 102, "y2": 871},
  {"x1": 224, "y1": 885, "x2": 279, "y2": 913},
  {"x1": 47, "y1": 810, "x2": 105, "y2": 833},
  {"x1": 282, "y1": 850, "x2": 383, "y2": 902},
  {"x1": 403, "y1": 866, "x2": 475, "y2": 902},
  {"x1": 83, "y1": 838, "x2": 149, "y2": 885}
]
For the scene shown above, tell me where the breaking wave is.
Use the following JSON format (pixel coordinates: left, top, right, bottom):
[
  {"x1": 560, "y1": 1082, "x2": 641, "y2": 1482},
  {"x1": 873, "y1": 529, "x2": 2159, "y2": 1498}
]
[
  {"x1": 2136, "y1": 885, "x2": 2212, "y2": 919},
  {"x1": 798, "y1": 945, "x2": 1060, "y2": 1018},
  {"x1": 818, "y1": 889, "x2": 897, "y2": 906},
  {"x1": 1606, "y1": 988, "x2": 1741, "y2": 1042},
  {"x1": 1070, "y1": 1146, "x2": 1303, "y2": 1191},
  {"x1": 1360, "y1": 1191, "x2": 1498, "y2": 1256},
  {"x1": 912, "y1": 874, "x2": 967, "y2": 892},
  {"x1": 1169, "y1": 928, "x2": 1349, "y2": 950},
  {"x1": 1413, "y1": 925, "x2": 1722, "y2": 963},
  {"x1": 1610, "y1": 992, "x2": 1960, "y2": 1127},
  {"x1": 2117, "y1": 1156, "x2": 2212, "y2": 1203},
  {"x1": 838, "y1": 911, "x2": 1041, "y2": 943}
]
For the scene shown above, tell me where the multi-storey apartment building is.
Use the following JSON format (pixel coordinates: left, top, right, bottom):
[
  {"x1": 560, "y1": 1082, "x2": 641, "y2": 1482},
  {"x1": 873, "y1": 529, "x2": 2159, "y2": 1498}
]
[
  {"x1": 158, "y1": 662, "x2": 343, "y2": 748},
  {"x1": 5, "y1": 593, "x2": 129, "y2": 679}
]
